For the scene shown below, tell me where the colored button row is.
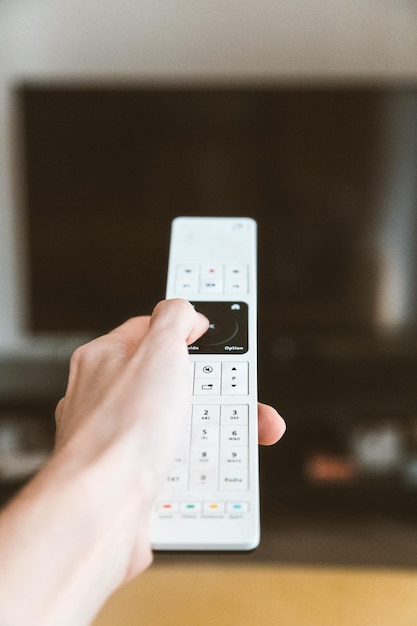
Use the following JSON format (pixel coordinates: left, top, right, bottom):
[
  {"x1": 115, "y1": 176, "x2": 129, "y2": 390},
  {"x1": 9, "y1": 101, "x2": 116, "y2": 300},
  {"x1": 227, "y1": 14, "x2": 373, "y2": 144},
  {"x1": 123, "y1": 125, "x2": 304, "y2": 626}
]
[{"x1": 156, "y1": 501, "x2": 249, "y2": 515}]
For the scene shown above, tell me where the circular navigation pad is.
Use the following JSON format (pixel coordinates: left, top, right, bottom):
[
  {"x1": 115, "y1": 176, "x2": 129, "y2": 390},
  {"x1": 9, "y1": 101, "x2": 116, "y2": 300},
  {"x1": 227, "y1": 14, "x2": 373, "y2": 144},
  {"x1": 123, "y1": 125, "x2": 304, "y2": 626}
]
[
  {"x1": 189, "y1": 301, "x2": 248, "y2": 354},
  {"x1": 195, "y1": 305, "x2": 239, "y2": 347}
]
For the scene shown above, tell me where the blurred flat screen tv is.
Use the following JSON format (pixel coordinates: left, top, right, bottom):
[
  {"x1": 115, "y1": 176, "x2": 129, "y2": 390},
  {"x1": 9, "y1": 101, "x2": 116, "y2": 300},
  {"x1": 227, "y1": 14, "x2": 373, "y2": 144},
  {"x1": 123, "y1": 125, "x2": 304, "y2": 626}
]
[{"x1": 18, "y1": 85, "x2": 417, "y2": 339}]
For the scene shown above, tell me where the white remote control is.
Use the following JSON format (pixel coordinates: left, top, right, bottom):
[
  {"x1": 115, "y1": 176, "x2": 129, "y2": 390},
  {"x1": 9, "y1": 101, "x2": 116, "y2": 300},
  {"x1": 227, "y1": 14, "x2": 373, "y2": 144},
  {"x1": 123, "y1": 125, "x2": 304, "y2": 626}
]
[{"x1": 150, "y1": 217, "x2": 259, "y2": 551}]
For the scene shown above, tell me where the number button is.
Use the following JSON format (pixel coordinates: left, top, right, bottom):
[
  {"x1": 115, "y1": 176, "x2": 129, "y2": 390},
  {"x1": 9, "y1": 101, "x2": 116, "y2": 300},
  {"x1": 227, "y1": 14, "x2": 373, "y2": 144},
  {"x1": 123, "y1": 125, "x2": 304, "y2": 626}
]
[
  {"x1": 191, "y1": 423, "x2": 220, "y2": 446},
  {"x1": 221, "y1": 405, "x2": 248, "y2": 425},
  {"x1": 192, "y1": 405, "x2": 220, "y2": 424},
  {"x1": 189, "y1": 469, "x2": 218, "y2": 491},
  {"x1": 220, "y1": 446, "x2": 248, "y2": 467},
  {"x1": 190, "y1": 446, "x2": 219, "y2": 469},
  {"x1": 220, "y1": 424, "x2": 248, "y2": 446}
]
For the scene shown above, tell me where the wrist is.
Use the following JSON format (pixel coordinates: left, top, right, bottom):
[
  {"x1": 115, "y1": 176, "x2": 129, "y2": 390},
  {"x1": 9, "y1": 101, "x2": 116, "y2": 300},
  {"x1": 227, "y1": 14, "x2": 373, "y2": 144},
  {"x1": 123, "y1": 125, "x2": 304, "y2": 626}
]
[{"x1": 0, "y1": 443, "x2": 152, "y2": 626}]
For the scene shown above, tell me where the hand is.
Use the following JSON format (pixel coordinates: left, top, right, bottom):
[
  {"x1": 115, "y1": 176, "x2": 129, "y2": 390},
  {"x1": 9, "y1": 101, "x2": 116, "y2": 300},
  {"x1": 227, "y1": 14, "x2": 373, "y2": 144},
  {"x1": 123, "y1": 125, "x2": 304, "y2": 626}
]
[
  {"x1": 54, "y1": 299, "x2": 285, "y2": 569},
  {"x1": 0, "y1": 299, "x2": 285, "y2": 626},
  {"x1": 53, "y1": 299, "x2": 285, "y2": 582},
  {"x1": 55, "y1": 301, "x2": 284, "y2": 457}
]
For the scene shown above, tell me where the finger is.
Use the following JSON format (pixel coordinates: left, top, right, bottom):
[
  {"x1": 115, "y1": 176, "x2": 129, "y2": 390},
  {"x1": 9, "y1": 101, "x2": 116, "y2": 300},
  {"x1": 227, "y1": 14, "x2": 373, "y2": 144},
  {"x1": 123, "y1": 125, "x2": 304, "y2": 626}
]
[
  {"x1": 257, "y1": 403, "x2": 286, "y2": 446},
  {"x1": 149, "y1": 299, "x2": 209, "y2": 346},
  {"x1": 186, "y1": 311, "x2": 210, "y2": 345}
]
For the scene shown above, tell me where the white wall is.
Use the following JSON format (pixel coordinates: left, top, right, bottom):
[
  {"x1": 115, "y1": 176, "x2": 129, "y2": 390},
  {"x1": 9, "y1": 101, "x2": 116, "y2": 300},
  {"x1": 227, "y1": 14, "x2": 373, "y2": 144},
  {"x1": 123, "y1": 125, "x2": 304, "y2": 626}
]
[{"x1": 1, "y1": 0, "x2": 417, "y2": 350}]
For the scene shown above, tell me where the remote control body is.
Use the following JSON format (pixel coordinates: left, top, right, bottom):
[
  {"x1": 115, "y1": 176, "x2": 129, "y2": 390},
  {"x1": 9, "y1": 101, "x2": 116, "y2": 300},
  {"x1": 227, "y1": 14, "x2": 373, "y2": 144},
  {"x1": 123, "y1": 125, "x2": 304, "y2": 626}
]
[{"x1": 150, "y1": 217, "x2": 259, "y2": 550}]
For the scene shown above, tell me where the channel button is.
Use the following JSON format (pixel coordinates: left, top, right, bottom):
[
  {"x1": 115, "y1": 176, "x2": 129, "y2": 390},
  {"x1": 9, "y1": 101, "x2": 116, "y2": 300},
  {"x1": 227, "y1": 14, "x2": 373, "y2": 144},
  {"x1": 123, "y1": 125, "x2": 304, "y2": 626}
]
[{"x1": 221, "y1": 362, "x2": 248, "y2": 395}]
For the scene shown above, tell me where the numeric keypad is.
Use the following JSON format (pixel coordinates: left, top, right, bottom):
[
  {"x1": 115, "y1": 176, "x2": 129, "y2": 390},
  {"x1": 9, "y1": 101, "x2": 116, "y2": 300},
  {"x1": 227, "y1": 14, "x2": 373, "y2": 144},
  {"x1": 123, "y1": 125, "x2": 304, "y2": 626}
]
[{"x1": 164, "y1": 399, "x2": 249, "y2": 494}]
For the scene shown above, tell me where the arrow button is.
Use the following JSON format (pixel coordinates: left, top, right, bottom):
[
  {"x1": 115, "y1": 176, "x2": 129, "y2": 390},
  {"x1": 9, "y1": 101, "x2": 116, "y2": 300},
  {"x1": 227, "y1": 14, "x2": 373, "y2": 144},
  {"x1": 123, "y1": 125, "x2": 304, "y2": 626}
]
[{"x1": 221, "y1": 362, "x2": 248, "y2": 395}]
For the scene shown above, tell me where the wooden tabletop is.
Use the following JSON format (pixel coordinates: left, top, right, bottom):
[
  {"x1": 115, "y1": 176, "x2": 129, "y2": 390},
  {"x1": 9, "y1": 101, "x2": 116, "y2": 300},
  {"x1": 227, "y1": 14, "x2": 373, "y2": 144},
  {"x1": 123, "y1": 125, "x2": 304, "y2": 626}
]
[{"x1": 93, "y1": 563, "x2": 417, "y2": 626}]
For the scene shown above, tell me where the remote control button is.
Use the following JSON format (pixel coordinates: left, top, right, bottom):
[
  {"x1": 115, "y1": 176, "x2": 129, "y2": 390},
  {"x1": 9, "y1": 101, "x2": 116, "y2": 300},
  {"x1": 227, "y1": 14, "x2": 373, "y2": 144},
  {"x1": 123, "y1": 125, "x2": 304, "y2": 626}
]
[
  {"x1": 220, "y1": 405, "x2": 249, "y2": 424},
  {"x1": 200, "y1": 264, "x2": 224, "y2": 279},
  {"x1": 175, "y1": 265, "x2": 199, "y2": 294},
  {"x1": 192, "y1": 405, "x2": 220, "y2": 424},
  {"x1": 191, "y1": 423, "x2": 220, "y2": 446},
  {"x1": 203, "y1": 502, "x2": 225, "y2": 514},
  {"x1": 219, "y1": 468, "x2": 248, "y2": 491},
  {"x1": 225, "y1": 265, "x2": 248, "y2": 294},
  {"x1": 156, "y1": 502, "x2": 179, "y2": 514},
  {"x1": 193, "y1": 378, "x2": 221, "y2": 396},
  {"x1": 220, "y1": 446, "x2": 248, "y2": 467},
  {"x1": 221, "y1": 362, "x2": 248, "y2": 395},
  {"x1": 189, "y1": 469, "x2": 218, "y2": 491},
  {"x1": 225, "y1": 281, "x2": 247, "y2": 295},
  {"x1": 200, "y1": 280, "x2": 223, "y2": 294},
  {"x1": 221, "y1": 424, "x2": 248, "y2": 447},
  {"x1": 194, "y1": 362, "x2": 221, "y2": 378},
  {"x1": 227, "y1": 502, "x2": 249, "y2": 514},
  {"x1": 190, "y1": 446, "x2": 219, "y2": 469},
  {"x1": 164, "y1": 469, "x2": 189, "y2": 491},
  {"x1": 200, "y1": 264, "x2": 224, "y2": 294},
  {"x1": 181, "y1": 502, "x2": 202, "y2": 515}
]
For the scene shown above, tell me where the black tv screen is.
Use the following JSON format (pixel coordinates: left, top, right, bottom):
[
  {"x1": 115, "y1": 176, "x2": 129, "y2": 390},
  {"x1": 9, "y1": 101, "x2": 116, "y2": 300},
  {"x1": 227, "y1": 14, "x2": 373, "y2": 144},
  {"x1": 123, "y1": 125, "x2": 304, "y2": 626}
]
[{"x1": 19, "y1": 85, "x2": 413, "y2": 337}]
